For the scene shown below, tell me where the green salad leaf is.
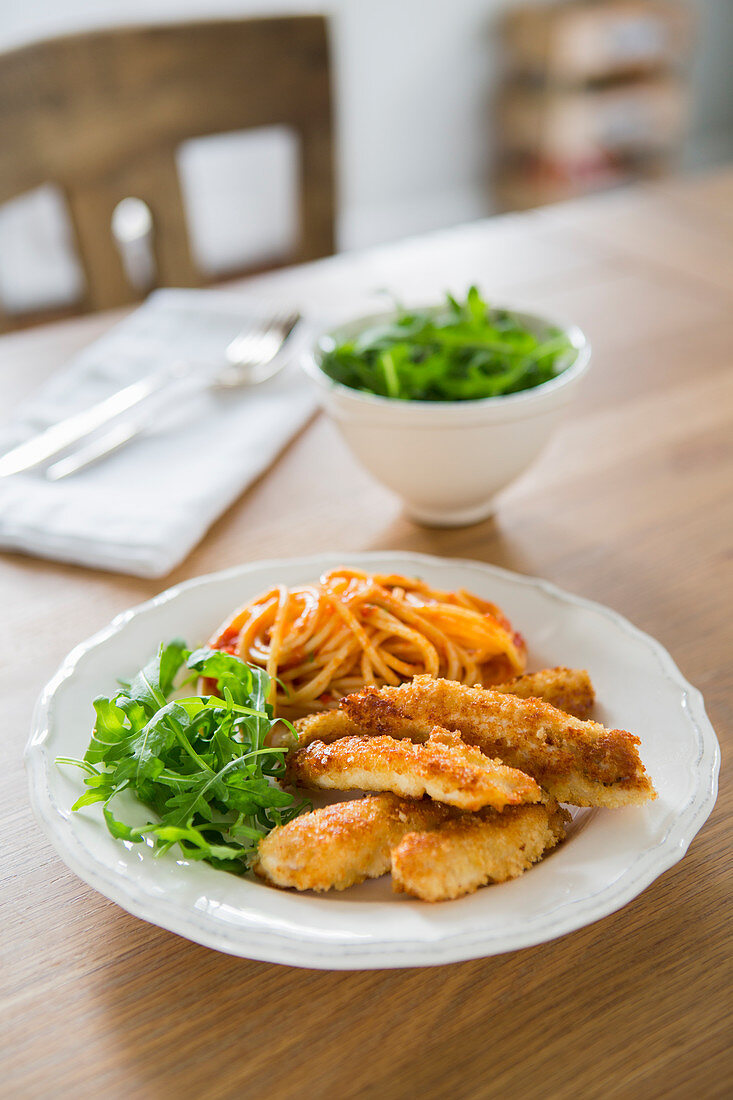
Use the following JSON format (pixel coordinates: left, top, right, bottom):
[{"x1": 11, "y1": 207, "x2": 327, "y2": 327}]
[
  {"x1": 57, "y1": 641, "x2": 308, "y2": 872},
  {"x1": 319, "y1": 286, "x2": 575, "y2": 401}
]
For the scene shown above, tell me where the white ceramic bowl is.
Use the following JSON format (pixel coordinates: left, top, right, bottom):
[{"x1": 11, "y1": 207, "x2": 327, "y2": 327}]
[{"x1": 302, "y1": 306, "x2": 591, "y2": 526}]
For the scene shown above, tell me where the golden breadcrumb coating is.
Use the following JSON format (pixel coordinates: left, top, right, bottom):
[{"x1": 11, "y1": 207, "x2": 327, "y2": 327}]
[
  {"x1": 391, "y1": 799, "x2": 570, "y2": 901},
  {"x1": 253, "y1": 794, "x2": 450, "y2": 892},
  {"x1": 285, "y1": 729, "x2": 542, "y2": 811},
  {"x1": 286, "y1": 667, "x2": 595, "y2": 750},
  {"x1": 289, "y1": 709, "x2": 361, "y2": 747},
  {"x1": 341, "y1": 676, "x2": 656, "y2": 808},
  {"x1": 492, "y1": 667, "x2": 595, "y2": 720}
]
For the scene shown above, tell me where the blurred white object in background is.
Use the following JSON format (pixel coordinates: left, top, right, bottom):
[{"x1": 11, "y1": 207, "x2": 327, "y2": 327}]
[
  {"x1": 176, "y1": 124, "x2": 299, "y2": 276},
  {"x1": 111, "y1": 197, "x2": 156, "y2": 292},
  {"x1": 0, "y1": 184, "x2": 85, "y2": 313}
]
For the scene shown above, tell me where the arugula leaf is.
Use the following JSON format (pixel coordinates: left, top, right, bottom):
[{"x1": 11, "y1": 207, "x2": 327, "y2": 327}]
[
  {"x1": 124, "y1": 640, "x2": 188, "y2": 711},
  {"x1": 159, "y1": 639, "x2": 189, "y2": 694},
  {"x1": 84, "y1": 698, "x2": 134, "y2": 764},
  {"x1": 320, "y1": 287, "x2": 575, "y2": 402},
  {"x1": 57, "y1": 642, "x2": 308, "y2": 873}
]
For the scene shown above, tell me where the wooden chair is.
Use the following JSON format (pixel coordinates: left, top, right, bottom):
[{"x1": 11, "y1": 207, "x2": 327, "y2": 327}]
[{"x1": 0, "y1": 17, "x2": 335, "y2": 331}]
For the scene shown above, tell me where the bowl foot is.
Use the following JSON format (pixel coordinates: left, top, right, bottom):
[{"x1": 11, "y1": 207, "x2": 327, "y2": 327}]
[{"x1": 405, "y1": 500, "x2": 496, "y2": 528}]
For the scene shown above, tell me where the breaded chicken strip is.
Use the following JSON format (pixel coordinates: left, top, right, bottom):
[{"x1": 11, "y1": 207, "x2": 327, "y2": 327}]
[
  {"x1": 392, "y1": 799, "x2": 570, "y2": 901},
  {"x1": 285, "y1": 729, "x2": 542, "y2": 811},
  {"x1": 254, "y1": 794, "x2": 450, "y2": 892},
  {"x1": 289, "y1": 709, "x2": 361, "y2": 747},
  {"x1": 342, "y1": 677, "x2": 655, "y2": 808},
  {"x1": 493, "y1": 667, "x2": 595, "y2": 720},
  {"x1": 286, "y1": 667, "x2": 595, "y2": 749}
]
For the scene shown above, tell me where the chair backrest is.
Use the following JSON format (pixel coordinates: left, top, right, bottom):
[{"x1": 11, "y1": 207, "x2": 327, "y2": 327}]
[{"x1": 0, "y1": 17, "x2": 335, "y2": 329}]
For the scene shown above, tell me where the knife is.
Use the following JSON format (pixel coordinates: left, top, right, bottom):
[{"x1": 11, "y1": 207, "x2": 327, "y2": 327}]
[
  {"x1": 45, "y1": 420, "x2": 144, "y2": 481},
  {"x1": 0, "y1": 365, "x2": 182, "y2": 478}
]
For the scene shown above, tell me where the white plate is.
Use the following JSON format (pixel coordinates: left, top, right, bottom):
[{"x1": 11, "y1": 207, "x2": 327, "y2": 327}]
[{"x1": 26, "y1": 552, "x2": 720, "y2": 970}]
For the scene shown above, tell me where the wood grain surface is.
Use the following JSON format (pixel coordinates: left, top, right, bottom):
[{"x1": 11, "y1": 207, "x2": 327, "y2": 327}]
[{"x1": 1, "y1": 172, "x2": 731, "y2": 1099}]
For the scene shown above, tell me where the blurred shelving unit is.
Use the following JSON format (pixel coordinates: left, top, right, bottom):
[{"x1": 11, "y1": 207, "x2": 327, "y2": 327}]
[{"x1": 495, "y1": 0, "x2": 695, "y2": 211}]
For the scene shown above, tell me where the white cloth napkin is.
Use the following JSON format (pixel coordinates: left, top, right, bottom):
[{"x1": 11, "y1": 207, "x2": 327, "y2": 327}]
[{"x1": 0, "y1": 289, "x2": 317, "y2": 577}]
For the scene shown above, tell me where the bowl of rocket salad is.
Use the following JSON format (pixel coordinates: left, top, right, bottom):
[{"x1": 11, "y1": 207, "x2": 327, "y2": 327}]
[{"x1": 302, "y1": 288, "x2": 591, "y2": 527}]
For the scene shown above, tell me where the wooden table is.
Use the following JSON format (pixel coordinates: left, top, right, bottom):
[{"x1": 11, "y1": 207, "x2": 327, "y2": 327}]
[{"x1": 2, "y1": 171, "x2": 731, "y2": 1099}]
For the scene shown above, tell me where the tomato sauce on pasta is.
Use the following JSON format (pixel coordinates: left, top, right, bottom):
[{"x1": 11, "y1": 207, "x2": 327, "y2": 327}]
[{"x1": 209, "y1": 568, "x2": 526, "y2": 718}]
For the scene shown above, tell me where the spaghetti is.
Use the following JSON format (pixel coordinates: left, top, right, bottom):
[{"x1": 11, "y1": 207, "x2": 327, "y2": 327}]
[{"x1": 209, "y1": 568, "x2": 526, "y2": 718}]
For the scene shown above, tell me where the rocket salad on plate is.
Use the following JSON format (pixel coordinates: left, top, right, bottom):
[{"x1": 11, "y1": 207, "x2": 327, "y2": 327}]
[{"x1": 57, "y1": 642, "x2": 308, "y2": 871}]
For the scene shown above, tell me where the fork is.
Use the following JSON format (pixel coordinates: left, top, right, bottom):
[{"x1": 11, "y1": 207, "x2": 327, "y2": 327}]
[{"x1": 37, "y1": 309, "x2": 300, "y2": 481}]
